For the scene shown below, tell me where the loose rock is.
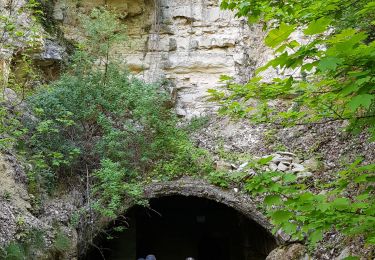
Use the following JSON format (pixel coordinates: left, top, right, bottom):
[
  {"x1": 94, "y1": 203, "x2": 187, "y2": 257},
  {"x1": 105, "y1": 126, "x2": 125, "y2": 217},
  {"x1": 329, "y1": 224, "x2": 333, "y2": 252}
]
[
  {"x1": 277, "y1": 162, "x2": 290, "y2": 171},
  {"x1": 291, "y1": 163, "x2": 305, "y2": 173}
]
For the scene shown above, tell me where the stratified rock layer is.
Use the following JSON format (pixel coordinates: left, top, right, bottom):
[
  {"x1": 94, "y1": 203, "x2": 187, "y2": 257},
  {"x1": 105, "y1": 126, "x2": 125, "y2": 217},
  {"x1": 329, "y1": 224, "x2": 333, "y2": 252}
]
[{"x1": 53, "y1": 0, "x2": 269, "y2": 117}]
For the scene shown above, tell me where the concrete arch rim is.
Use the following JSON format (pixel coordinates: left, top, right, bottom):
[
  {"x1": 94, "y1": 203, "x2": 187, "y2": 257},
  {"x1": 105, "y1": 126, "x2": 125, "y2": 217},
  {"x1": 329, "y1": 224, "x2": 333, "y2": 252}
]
[{"x1": 139, "y1": 177, "x2": 286, "y2": 245}]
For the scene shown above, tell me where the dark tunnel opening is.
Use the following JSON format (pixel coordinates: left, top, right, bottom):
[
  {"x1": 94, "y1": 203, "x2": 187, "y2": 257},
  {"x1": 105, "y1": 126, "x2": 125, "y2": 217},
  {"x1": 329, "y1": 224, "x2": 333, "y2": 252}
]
[{"x1": 85, "y1": 196, "x2": 277, "y2": 260}]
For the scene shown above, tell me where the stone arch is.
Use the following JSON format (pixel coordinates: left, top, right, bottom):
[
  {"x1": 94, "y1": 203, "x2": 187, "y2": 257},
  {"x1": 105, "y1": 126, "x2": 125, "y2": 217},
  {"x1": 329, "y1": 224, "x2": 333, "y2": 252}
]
[
  {"x1": 84, "y1": 177, "x2": 291, "y2": 259},
  {"x1": 142, "y1": 177, "x2": 286, "y2": 245}
]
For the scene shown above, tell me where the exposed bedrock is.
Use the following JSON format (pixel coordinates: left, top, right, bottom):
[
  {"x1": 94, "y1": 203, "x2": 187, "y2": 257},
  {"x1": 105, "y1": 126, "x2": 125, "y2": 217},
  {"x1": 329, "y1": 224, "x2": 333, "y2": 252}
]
[{"x1": 53, "y1": 0, "x2": 270, "y2": 118}]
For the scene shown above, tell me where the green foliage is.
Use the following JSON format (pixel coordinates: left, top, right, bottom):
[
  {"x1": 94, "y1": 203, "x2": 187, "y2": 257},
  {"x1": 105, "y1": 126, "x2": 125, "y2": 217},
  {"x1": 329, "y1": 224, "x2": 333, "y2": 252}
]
[
  {"x1": 26, "y1": 64, "x2": 172, "y2": 173},
  {"x1": 12, "y1": 7, "x2": 214, "y2": 220},
  {"x1": 73, "y1": 7, "x2": 127, "y2": 80},
  {"x1": 52, "y1": 230, "x2": 71, "y2": 254},
  {"x1": 264, "y1": 23, "x2": 296, "y2": 48},
  {"x1": 0, "y1": 228, "x2": 71, "y2": 260},
  {"x1": 0, "y1": 242, "x2": 24, "y2": 260},
  {"x1": 183, "y1": 116, "x2": 211, "y2": 132},
  {"x1": 206, "y1": 171, "x2": 231, "y2": 188},
  {"x1": 211, "y1": 0, "x2": 375, "y2": 249},
  {"x1": 22, "y1": 61, "x2": 202, "y2": 217},
  {"x1": 0, "y1": 54, "x2": 39, "y2": 153},
  {"x1": 80, "y1": 8, "x2": 126, "y2": 59},
  {"x1": 0, "y1": 107, "x2": 25, "y2": 151},
  {"x1": 1, "y1": 55, "x2": 42, "y2": 155},
  {"x1": 1, "y1": 2, "x2": 216, "y2": 253},
  {"x1": 0, "y1": 229, "x2": 45, "y2": 260},
  {"x1": 0, "y1": 0, "x2": 42, "y2": 51},
  {"x1": 92, "y1": 159, "x2": 143, "y2": 218},
  {"x1": 214, "y1": 0, "x2": 375, "y2": 137},
  {"x1": 152, "y1": 138, "x2": 215, "y2": 180},
  {"x1": 343, "y1": 257, "x2": 360, "y2": 260},
  {"x1": 244, "y1": 160, "x2": 375, "y2": 246}
]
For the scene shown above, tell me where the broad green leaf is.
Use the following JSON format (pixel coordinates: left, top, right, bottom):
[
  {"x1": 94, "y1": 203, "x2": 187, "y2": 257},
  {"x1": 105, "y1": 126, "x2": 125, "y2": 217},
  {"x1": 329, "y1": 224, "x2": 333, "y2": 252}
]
[
  {"x1": 334, "y1": 32, "x2": 368, "y2": 53},
  {"x1": 258, "y1": 156, "x2": 273, "y2": 165},
  {"x1": 265, "y1": 23, "x2": 296, "y2": 48},
  {"x1": 348, "y1": 94, "x2": 374, "y2": 111},
  {"x1": 301, "y1": 61, "x2": 318, "y2": 71},
  {"x1": 332, "y1": 198, "x2": 350, "y2": 209},
  {"x1": 317, "y1": 57, "x2": 343, "y2": 72},
  {"x1": 288, "y1": 40, "x2": 300, "y2": 49},
  {"x1": 357, "y1": 1, "x2": 375, "y2": 15},
  {"x1": 282, "y1": 222, "x2": 298, "y2": 234},
  {"x1": 328, "y1": 29, "x2": 357, "y2": 43},
  {"x1": 366, "y1": 235, "x2": 375, "y2": 244},
  {"x1": 358, "y1": 163, "x2": 375, "y2": 172},
  {"x1": 275, "y1": 44, "x2": 287, "y2": 53},
  {"x1": 220, "y1": 1, "x2": 228, "y2": 9},
  {"x1": 270, "y1": 210, "x2": 292, "y2": 225},
  {"x1": 354, "y1": 174, "x2": 369, "y2": 183},
  {"x1": 340, "y1": 85, "x2": 357, "y2": 96},
  {"x1": 356, "y1": 194, "x2": 370, "y2": 201},
  {"x1": 299, "y1": 192, "x2": 314, "y2": 201},
  {"x1": 317, "y1": 203, "x2": 331, "y2": 212},
  {"x1": 309, "y1": 229, "x2": 323, "y2": 244},
  {"x1": 264, "y1": 195, "x2": 282, "y2": 206},
  {"x1": 304, "y1": 18, "x2": 332, "y2": 35},
  {"x1": 266, "y1": 52, "x2": 289, "y2": 69},
  {"x1": 351, "y1": 202, "x2": 368, "y2": 210},
  {"x1": 283, "y1": 173, "x2": 297, "y2": 183}
]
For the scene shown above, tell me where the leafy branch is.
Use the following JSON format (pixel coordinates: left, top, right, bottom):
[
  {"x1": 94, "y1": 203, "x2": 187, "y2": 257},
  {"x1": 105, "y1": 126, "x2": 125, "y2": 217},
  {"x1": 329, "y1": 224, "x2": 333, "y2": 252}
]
[{"x1": 213, "y1": 0, "x2": 375, "y2": 138}]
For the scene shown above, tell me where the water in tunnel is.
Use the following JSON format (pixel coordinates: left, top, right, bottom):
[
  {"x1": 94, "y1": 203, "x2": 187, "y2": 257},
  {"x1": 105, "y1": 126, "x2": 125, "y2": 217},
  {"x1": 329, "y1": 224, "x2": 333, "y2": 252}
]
[{"x1": 85, "y1": 196, "x2": 277, "y2": 260}]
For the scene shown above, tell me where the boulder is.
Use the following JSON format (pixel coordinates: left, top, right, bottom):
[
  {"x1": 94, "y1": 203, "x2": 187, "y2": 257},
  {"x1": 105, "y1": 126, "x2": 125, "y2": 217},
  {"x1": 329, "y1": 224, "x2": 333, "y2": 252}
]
[
  {"x1": 277, "y1": 162, "x2": 290, "y2": 172},
  {"x1": 33, "y1": 39, "x2": 65, "y2": 66}
]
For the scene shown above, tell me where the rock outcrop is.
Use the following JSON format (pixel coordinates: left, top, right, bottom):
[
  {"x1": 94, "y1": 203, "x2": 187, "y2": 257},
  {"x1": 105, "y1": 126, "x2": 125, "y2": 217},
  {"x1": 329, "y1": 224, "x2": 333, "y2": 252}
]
[{"x1": 53, "y1": 0, "x2": 269, "y2": 117}]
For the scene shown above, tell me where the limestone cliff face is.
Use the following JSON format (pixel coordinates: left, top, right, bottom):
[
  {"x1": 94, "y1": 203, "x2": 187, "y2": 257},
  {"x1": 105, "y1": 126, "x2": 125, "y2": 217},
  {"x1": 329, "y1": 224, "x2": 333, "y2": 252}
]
[{"x1": 53, "y1": 0, "x2": 269, "y2": 117}]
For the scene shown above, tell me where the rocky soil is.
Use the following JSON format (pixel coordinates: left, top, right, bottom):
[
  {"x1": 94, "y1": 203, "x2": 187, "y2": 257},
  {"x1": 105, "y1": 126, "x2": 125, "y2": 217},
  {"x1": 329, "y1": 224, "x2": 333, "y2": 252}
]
[{"x1": 193, "y1": 116, "x2": 375, "y2": 174}]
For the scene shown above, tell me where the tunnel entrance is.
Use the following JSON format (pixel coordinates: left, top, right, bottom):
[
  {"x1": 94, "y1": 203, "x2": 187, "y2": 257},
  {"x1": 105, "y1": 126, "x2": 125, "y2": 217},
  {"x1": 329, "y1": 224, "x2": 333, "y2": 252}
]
[{"x1": 86, "y1": 196, "x2": 277, "y2": 260}]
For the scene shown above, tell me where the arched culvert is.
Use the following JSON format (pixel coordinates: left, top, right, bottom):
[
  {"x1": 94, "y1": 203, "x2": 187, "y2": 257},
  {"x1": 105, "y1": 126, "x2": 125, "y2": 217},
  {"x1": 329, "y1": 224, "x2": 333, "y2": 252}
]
[
  {"x1": 85, "y1": 178, "x2": 283, "y2": 260},
  {"x1": 142, "y1": 178, "x2": 277, "y2": 237}
]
